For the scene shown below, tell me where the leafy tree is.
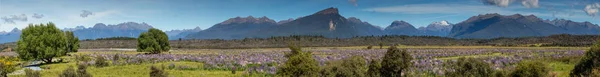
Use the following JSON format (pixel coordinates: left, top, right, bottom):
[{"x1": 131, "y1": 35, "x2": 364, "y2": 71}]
[
  {"x1": 510, "y1": 61, "x2": 549, "y2": 77},
  {"x1": 65, "y1": 31, "x2": 79, "y2": 53},
  {"x1": 137, "y1": 28, "x2": 170, "y2": 54},
  {"x1": 17, "y1": 23, "x2": 67, "y2": 63},
  {"x1": 571, "y1": 39, "x2": 600, "y2": 76},
  {"x1": 321, "y1": 56, "x2": 367, "y2": 77},
  {"x1": 366, "y1": 60, "x2": 381, "y2": 77},
  {"x1": 445, "y1": 57, "x2": 494, "y2": 77},
  {"x1": 380, "y1": 46, "x2": 412, "y2": 77},
  {"x1": 277, "y1": 45, "x2": 320, "y2": 77}
]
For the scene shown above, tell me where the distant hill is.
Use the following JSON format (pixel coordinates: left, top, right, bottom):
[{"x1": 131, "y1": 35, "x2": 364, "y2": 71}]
[
  {"x1": 544, "y1": 19, "x2": 600, "y2": 35},
  {"x1": 0, "y1": 28, "x2": 21, "y2": 43},
  {"x1": 449, "y1": 13, "x2": 571, "y2": 39},
  {"x1": 165, "y1": 27, "x2": 202, "y2": 40},
  {"x1": 419, "y1": 20, "x2": 453, "y2": 36},
  {"x1": 185, "y1": 16, "x2": 278, "y2": 39},
  {"x1": 72, "y1": 22, "x2": 153, "y2": 40},
  {"x1": 384, "y1": 20, "x2": 421, "y2": 36}
]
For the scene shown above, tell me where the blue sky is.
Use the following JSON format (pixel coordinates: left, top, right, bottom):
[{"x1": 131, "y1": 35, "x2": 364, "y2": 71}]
[{"x1": 1, "y1": 0, "x2": 599, "y2": 32}]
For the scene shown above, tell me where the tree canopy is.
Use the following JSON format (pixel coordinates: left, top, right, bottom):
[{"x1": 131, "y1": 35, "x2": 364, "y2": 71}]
[
  {"x1": 137, "y1": 28, "x2": 170, "y2": 54},
  {"x1": 16, "y1": 23, "x2": 68, "y2": 63}
]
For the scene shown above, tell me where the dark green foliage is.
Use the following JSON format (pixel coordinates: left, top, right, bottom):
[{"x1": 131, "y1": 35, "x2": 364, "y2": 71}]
[
  {"x1": 59, "y1": 66, "x2": 77, "y2": 77},
  {"x1": 17, "y1": 23, "x2": 67, "y2": 63},
  {"x1": 367, "y1": 60, "x2": 381, "y2": 77},
  {"x1": 94, "y1": 37, "x2": 136, "y2": 40},
  {"x1": 65, "y1": 31, "x2": 79, "y2": 53},
  {"x1": 137, "y1": 28, "x2": 170, "y2": 54},
  {"x1": 445, "y1": 57, "x2": 494, "y2": 77},
  {"x1": 77, "y1": 64, "x2": 91, "y2": 77},
  {"x1": 367, "y1": 45, "x2": 373, "y2": 49},
  {"x1": 150, "y1": 66, "x2": 168, "y2": 77},
  {"x1": 25, "y1": 68, "x2": 40, "y2": 77},
  {"x1": 571, "y1": 39, "x2": 600, "y2": 76},
  {"x1": 510, "y1": 61, "x2": 549, "y2": 77},
  {"x1": 380, "y1": 46, "x2": 412, "y2": 77},
  {"x1": 378, "y1": 42, "x2": 384, "y2": 49},
  {"x1": 321, "y1": 56, "x2": 367, "y2": 77},
  {"x1": 95, "y1": 56, "x2": 108, "y2": 67},
  {"x1": 276, "y1": 45, "x2": 320, "y2": 77}
]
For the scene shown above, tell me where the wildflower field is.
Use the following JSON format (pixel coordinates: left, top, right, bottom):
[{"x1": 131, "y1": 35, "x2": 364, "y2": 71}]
[{"x1": 1, "y1": 46, "x2": 589, "y2": 77}]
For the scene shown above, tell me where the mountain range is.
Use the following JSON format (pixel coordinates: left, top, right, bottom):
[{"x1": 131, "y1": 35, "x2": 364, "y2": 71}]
[{"x1": 0, "y1": 7, "x2": 599, "y2": 44}]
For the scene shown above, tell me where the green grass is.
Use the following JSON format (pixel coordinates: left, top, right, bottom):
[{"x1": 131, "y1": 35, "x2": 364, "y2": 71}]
[
  {"x1": 9, "y1": 62, "x2": 242, "y2": 77},
  {"x1": 548, "y1": 61, "x2": 576, "y2": 77}
]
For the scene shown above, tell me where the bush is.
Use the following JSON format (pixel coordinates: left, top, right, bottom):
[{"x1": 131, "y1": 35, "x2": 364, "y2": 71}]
[
  {"x1": 95, "y1": 56, "x2": 108, "y2": 67},
  {"x1": 380, "y1": 46, "x2": 412, "y2": 77},
  {"x1": 59, "y1": 66, "x2": 77, "y2": 77},
  {"x1": 321, "y1": 56, "x2": 367, "y2": 77},
  {"x1": 77, "y1": 64, "x2": 91, "y2": 77},
  {"x1": 510, "y1": 61, "x2": 550, "y2": 77},
  {"x1": 571, "y1": 39, "x2": 600, "y2": 76},
  {"x1": 367, "y1": 46, "x2": 373, "y2": 49},
  {"x1": 137, "y1": 28, "x2": 170, "y2": 54},
  {"x1": 276, "y1": 45, "x2": 320, "y2": 77},
  {"x1": 0, "y1": 57, "x2": 18, "y2": 77},
  {"x1": 150, "y1": 66, "x2": 168, "y2": 77},
  {"x1": 367, "y1": 60, "x2": 381, "y2": 77},
  {"x1": 445, "y1": 57, "x2": 494, "y2": 77},
  {"x1": 75, "y1": 55, "x2": 91, "y2": 64},
  {"x1": 592, "y1": 68, "x2": 600, "y2": 77},
  {"x1": 25, "y1": 68, "x2": 40, "y2": 77},
  {"x1": 17, "y1": 23, "x2": 68, "y2": 63}
]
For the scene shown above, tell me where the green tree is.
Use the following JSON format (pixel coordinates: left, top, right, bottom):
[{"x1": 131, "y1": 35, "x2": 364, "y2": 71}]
[
  {"x1": 17, "y1": 23, "x2": 67, "y2": 63},
  {"x1": 277, "y1": 45, "x2": 320, "y2": 77},
  {"x1": 571, "y1": 39, "x2": 600, "y2": 76},
  {"x1": 445, "y1": 57, "x2": 495, "y2": 77},
  {"x1": 137, "y1": 28, "x2": 170, "y2": 54},
  {"x1": 65, "y1": 31, "x2": 79, "y2": 53},
  {"x1": 366, "y1": 60, "x2": 381, "y2": 77},
  {"x1": 510, "y1": 61, "x2": 549, "y2": 77},
  {"x1": 380, "y1": 46, "x2": 412, "y2": 77},
  {"x1": 321, "y1": 56, "x2": 367, "y2": 77}
]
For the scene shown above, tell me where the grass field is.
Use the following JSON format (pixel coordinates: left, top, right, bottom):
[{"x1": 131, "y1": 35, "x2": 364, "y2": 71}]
[{"x1": 4, "y1": 46, "x2": 587, "y2": 77}]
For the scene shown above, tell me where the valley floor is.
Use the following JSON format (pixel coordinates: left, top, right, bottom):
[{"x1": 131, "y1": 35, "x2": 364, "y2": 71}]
[{"x1": 3, "y1": 46, "x2": 588, "y2": 77}]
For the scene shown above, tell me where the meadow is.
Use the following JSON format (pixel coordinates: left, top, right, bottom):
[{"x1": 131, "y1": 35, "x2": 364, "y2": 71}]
[{"x1": 2, "y1": 46, "x2": 588, "y2": 77}]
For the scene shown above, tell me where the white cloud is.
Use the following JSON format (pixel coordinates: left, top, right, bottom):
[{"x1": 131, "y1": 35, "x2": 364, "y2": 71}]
[
  {"x1": 1, "y1": 14, "x2": 28, "y2": 24},
  {"x1": 32, "y1": 13, "x2": 44, "y2": 19},
  {"x1": 584, "y1": 3, "x2": 600, "y2": 16},
  {"x1": 521, "y1": 0, "x2": 539, "y2": 8},
  {"x1": 80, "y1": 10, "x2": 94, "y2": 18},
  {"x1": 482, "y1": 0, "x2": 512, "y2": 7}
]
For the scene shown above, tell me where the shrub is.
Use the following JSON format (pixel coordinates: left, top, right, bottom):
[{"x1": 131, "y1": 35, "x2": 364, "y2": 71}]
[
  {"x1": 321, "y1": 56, "x2": 367, "y2": 77},
  {"x1": 367, "y1": 60, "x2": 381, "y2": 77},
  {"x1": 25, "y1": 68, "x2": 40, "y2": 77},
  {"x1": 77, "y1": 64, "x2": 91, "y2": 77},
  {"x1": 137, "y1": 28, "x2": 170, "y2": 54},
  {"x1": 95, "y1": 56, "x2": 108, "y2": 67},
  {"x1": 17, "y1": 23, "x2": 68, "y2": 63},
  {"x1": 367, "y1": 46, "x2": 373, "y2": 49},
  {"x1": 380, "y1": 46, "x2": 412, "y2": 77},
  {"x1": 59, "y1": 66, "x2": 77, "y2": 77},
  {"x1": 150, "y1": 66, "x2": 169, "y2": 77},
  {"x1": 75, "y1": 55, "x2": 91, "y2": 64},
  {"x1": 0, "y1": 57, "x2": 18, "y2": 77},
  {"x1": 445, "y1": 57, "x2": 494, "y2": 77},
  {"x1": 571, "y1": 39, "x2": 600, "y2": 76},
  {"x1": 276, "y1": 45, "x2": 320, "y2": 77},
  {"x1": 510, "y1": 61, "x2": 550, "y2": 77}
]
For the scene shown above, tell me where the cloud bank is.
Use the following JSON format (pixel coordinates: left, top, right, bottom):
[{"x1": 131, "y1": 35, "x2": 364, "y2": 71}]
[
  {"x1": 32, "y1": 13, "x2": 44, "y2": 19},
  {"x1": 1, "y1": 14, "x2": 28, "y2": 24},
  {"x1": 584, "y1": 3, "x2": 599, "y2": 16},
  {"x1": 80, "y1": 10, "x2": 94, "y2": 18}
]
